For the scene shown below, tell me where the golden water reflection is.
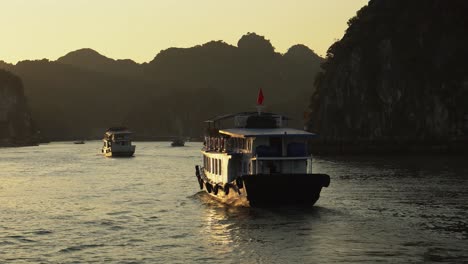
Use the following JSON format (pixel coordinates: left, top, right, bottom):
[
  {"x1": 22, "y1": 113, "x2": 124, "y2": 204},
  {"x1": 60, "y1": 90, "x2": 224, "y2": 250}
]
[{"x1": 197, "y1": 192, "x2": 330, "y2": 263}]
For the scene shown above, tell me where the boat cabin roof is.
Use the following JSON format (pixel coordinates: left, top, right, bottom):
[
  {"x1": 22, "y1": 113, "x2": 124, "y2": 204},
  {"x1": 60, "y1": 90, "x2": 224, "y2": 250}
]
[
  {"x1": 219, "y1": 128, "x2": 316, "y2": 138},
  {"x1": 106, "y1": 130, "x2": 132, "y2": 134},
  {"x1": 204, "y1": 112, "x2": 290, "y2": 123},
  {"x1": 105, "y1": 127, "x2": 132, "y2": 135}
]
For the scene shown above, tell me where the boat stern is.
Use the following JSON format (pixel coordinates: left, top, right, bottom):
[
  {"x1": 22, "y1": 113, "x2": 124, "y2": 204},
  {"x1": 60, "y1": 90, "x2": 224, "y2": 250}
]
[{"x1": 239, "y1": 173, "x2": 330, "y2": 206}]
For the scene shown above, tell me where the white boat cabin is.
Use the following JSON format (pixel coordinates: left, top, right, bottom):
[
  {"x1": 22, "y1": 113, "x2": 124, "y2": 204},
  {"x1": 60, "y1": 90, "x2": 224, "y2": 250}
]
[
  {"x1": 201, "y1": 112, "x2": 316, "y2": 184},
  {"x1": 102, "y1": 128, "x2": 136, "y2": 157}
]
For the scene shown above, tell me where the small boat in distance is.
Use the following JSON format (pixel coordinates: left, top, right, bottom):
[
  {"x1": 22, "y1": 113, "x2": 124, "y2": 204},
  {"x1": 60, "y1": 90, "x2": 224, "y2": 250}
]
[
  {"x1": 194, "y1": 89, "x2": 330, "y2": 207},
  {"x1": 171, "y1": 138, "x2": 185, "y2": 147},
  {"x1": 73, "y1": 140, "x2": 85, "y2": 144},
  {"x1": 101, "y1": 127, "x2": 136, "y2": 157}
]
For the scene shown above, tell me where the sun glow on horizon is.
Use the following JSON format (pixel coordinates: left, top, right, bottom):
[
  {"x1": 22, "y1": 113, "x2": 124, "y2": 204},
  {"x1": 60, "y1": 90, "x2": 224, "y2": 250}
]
[{"x1": 0, "y1": 0, "x2": 368, "y2": 64}]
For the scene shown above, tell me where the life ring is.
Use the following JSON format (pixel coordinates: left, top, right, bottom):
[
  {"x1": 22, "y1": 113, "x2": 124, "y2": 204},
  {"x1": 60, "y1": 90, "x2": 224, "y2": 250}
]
[{"x1": 205, "y1": 183, "x2": 213, "y2": 193}]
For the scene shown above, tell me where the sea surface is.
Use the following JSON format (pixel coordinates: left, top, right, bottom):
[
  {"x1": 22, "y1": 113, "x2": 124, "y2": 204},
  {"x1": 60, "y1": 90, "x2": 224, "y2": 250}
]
[{"x1": 0, "y1": 141, "x2": 467, "y2": 263}]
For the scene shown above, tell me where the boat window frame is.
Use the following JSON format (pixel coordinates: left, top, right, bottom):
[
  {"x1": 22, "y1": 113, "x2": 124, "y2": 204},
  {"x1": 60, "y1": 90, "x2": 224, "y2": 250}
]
[{"x1": 214, "y1": 158, "x2": 218, "y2": 175}]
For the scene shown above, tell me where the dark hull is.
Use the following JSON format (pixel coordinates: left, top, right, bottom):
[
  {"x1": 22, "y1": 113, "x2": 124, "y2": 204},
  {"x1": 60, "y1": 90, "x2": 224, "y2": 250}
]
[
  {"x1": 110, "y1": 151, "x2": 135, "y2": 157},
  {"x1": 240, "y1": 174, "x2": 330, "y2": 207},
  {"x1": 195, "y1": 166, "x2": 330, "y2": 207}
]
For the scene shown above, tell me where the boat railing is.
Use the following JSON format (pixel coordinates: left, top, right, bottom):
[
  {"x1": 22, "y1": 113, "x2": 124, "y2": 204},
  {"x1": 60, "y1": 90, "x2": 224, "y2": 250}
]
[
  {"x1": 252, "y1": 156, "x2": 311, "y2": 161},
  {"x1": 204, "y1": 136, "x2": 250, "y2": 154}
]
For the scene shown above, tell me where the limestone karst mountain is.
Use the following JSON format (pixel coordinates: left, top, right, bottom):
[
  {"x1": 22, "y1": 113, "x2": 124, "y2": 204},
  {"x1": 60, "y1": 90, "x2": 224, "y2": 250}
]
[
  {"x1": 308, "y1": 0, "x2": 468, "y2": 153},
  {"x1": 0, "y1": 69, "x2": 36, "y2": 146},
  {"x1": 0, "y1": 33, "x2": 323, "y2": 140}
]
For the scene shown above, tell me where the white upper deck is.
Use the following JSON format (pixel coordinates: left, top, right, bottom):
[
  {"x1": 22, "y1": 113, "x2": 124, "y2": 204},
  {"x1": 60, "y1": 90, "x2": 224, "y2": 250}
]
[
  {"x1": 104, "y1": 127, "x2": 133, "y2": 142},
  {"x1": 219, "y1": 128, "x2": 316, "y2": 138}
]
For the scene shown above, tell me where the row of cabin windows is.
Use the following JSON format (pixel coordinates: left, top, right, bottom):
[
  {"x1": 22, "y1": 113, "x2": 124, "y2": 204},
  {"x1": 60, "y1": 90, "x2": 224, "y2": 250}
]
[
  {"x1": 203, "y1": 155, "x2": 222, "y2": 175},
  {"x1": 103, "y1": 141, "x2": 130, "y2": 147},
  {"x1": 205, "y1": 137, "x2": 251, "y2": 152}
]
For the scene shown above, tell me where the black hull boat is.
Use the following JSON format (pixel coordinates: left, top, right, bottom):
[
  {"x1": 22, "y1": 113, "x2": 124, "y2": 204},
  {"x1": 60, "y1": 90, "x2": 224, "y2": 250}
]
[
  {"x1": 195, "y1": 90, "x2": 330, "y2": 207},
  {"x1": 171, "y1": 139, "x2": 185, "y2": 147},
  {"x1": 195, "y1": 165, "x2": 330, "y2": 206}
]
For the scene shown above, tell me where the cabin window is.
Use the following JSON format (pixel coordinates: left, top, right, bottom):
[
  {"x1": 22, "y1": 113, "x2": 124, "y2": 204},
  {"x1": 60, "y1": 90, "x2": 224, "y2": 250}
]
[
  {"x1": 287, "y1": 142, "x2": 307, "y2": 157},
  {"x1": 218, "y1": 159, "x2": 222, "y2": 175},
  {"x1": 269, "y1": 137, "x2": 282, "y2": 156}
]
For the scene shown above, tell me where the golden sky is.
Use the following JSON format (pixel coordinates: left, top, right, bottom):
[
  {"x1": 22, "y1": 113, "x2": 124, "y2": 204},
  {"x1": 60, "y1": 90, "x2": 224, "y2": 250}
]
[{"x1": 1, "y1": 0, "x2": 368, "y2": 63}]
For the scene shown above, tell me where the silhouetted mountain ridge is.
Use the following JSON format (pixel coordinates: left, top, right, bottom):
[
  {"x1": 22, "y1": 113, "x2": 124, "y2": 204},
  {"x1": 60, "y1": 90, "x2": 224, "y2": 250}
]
[
  {"x1": 0, "y1": 33, "x2": 323, "y2": 140},
  {"x1": 57, "y1": 48, "x2": 143, "y2": 78}
]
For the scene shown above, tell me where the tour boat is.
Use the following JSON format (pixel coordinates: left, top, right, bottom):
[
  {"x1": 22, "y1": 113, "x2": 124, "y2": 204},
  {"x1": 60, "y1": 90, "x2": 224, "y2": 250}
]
[
  {"x1": 194, "y1": 90, "x2": 330, "y2": 206},
  {"x1": 101, "y1": 127, "x2": 136, "y2": 157},
  {"x1": 171, "y1": 138, "x2": 185, "y2": 147}
]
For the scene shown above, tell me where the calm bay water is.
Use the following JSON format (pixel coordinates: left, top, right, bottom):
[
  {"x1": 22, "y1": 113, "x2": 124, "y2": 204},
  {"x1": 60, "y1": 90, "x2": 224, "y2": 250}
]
[{"x1": 0, "y1": 141, "x2": 467, "y2": 263}]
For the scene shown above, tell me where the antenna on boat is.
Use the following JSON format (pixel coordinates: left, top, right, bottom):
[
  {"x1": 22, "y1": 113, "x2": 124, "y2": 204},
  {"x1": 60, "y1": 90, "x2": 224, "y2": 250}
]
[{"x1": 256, "y1": 88, "x2": 265, "y2": 115}]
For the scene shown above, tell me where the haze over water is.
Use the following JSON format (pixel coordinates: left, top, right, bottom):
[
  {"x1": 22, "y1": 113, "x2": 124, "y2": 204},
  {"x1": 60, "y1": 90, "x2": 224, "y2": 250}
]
[{"x1": 0, "y1": 142, "x2": 467, "y2": 263}]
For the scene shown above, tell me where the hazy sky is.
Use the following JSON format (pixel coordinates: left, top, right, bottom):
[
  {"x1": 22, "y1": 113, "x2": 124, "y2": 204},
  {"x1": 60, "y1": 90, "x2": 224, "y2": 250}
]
[{"x1": 1, "y1": 0, "x2": 368, "y2": 63}]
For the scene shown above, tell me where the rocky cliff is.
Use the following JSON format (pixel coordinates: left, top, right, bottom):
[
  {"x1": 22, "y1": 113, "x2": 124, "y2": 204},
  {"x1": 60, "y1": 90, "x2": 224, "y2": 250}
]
[
  {"x1": 0, "y1": 70, "x2": 36, "y2": 146},
  {"x1": 308, "y1": 0, "x2": 468, "y2": 154}
]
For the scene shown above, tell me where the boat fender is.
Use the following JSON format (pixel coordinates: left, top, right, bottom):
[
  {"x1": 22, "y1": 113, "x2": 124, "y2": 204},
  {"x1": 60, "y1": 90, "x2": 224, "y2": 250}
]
[
  {"x1": 206, "y1": 183, "x2": 213, "y2": 193},
  {"x1": 195, "y1": 165, "x2": 200, "y2": 177},
  {"x1": 197, "y1": 177, "x2": 203, "y2": 190},
  {"x1": 236, "y1": 177, "x2": 244, "y2": 189},
  {"x1": 213, "y1": 185, "x2": 219, "y2": 195},
  {"x1": 223, "y1": 184, "x2": 230, "y2": 195}
]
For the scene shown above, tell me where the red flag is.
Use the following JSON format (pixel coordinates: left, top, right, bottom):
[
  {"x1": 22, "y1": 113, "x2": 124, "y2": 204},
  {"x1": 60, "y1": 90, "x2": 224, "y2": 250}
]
[{"x1": 257, "y1": 88, "x2": 264, "y2": 105}]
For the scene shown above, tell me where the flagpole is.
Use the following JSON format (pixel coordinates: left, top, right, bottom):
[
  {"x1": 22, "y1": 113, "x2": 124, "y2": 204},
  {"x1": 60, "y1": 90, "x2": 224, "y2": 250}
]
[
  {"x1": 256, "y1": 105, "x2": 265, "y2": 115},
  {"x1": 256, "y1": 88, "x2": 265, "y2": 115}
]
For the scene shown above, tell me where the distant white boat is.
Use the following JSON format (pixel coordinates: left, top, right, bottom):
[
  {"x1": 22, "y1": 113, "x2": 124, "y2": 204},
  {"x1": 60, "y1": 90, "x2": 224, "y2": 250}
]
[{"x1": 101, "y1": 127, "x2": 136, "y2": 157}]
